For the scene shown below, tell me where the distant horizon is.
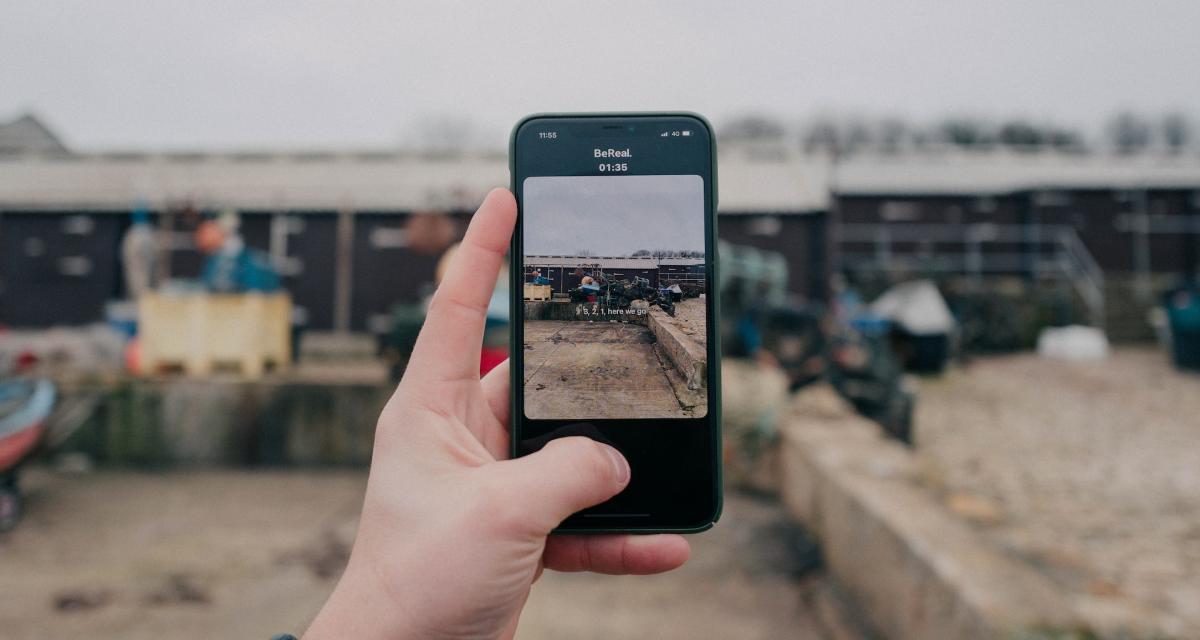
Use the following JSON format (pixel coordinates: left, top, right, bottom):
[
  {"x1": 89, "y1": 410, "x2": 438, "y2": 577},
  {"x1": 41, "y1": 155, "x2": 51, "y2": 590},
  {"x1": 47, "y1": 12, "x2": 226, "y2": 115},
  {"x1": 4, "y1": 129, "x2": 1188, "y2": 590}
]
[{"x1": 3, "y1": 109, "x2": 1196, "y2": 156}]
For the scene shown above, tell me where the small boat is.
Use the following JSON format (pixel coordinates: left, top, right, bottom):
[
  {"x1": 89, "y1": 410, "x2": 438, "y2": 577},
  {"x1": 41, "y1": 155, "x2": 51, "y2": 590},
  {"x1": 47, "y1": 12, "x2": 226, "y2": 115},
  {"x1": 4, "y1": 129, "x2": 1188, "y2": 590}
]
[{"x1": 0, "y1": 379, "x2": 56, "y2": 531}]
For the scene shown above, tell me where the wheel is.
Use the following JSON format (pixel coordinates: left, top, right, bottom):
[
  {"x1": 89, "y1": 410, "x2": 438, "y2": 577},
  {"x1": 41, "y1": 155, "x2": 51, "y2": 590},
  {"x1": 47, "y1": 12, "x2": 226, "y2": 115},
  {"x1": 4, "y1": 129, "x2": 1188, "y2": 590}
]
[{"x1": 0, "y1": 484, "x2": 22, "y2": 532}]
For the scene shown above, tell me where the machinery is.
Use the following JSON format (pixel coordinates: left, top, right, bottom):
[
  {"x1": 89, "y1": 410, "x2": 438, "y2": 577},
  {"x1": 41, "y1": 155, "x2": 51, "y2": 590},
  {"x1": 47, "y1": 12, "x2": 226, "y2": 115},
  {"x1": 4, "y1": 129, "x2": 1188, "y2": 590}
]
[
  {"x1": 719, "y1": 241, "x2": 917, "y2": 445},
  {"x1": 567, "y1": 270, "x2": 676, "y2": 316}
]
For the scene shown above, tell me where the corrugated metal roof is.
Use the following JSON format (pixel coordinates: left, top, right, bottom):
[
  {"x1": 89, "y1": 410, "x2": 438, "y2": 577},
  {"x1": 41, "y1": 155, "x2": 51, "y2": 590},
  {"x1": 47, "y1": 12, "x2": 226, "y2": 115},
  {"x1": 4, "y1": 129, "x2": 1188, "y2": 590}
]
[
  {"x1": 718, "y1": 147, "x2": 830, "y2": 212},
  {"x1": 5, "y1": 145, "x2": 1198, "y2": 214},
  {"x1": 0, "y1": 153, "x2": 506, "y2": 212},
  {"x1": 834, "y1": 151, "x2": 1200, "y2": 194},
  {"x1": 525, "y1": 256, "x2": 660, "y2": 269},
  {"x1": 0, "y1": 146, "x2": 831, "y2": 214},
  {"x1": 525, "y1": 256, "x2": 705, "y2": 268}
]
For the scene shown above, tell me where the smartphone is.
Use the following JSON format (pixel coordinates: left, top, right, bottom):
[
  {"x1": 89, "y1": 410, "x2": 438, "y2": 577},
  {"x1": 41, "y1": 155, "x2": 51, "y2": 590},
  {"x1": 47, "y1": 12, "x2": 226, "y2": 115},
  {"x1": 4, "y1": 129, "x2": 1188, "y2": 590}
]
[{"x1": 509, "y1": 113, "x2": 721, "y2": 533}]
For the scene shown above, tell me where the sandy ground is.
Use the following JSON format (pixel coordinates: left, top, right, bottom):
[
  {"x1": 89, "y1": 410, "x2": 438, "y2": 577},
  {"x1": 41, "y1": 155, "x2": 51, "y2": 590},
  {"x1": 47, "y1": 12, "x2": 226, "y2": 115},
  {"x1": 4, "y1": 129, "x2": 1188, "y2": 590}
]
[
  {"x1": 914, "y1": 348, "x2": 1200, "y2": 630},
  {"x1": 0, "y1": 470, "x2": 364, "y2": 640},
  {"x1": 523, "y1": 321, "x2": 697, "y2": 419},
  {"x1": 0, "y1": 469, "x2": 860, "y2": 640}
]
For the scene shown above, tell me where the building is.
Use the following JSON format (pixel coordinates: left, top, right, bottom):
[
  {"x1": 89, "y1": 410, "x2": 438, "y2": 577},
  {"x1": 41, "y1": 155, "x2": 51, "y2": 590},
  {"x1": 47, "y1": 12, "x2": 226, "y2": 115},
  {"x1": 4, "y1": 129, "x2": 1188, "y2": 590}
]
[
  {"x1": 8, "y1": 110, "x2": 1195, "y2": 338},
  {"x1": 0, "y1": 122, "x2": 829, "y2": 330},
  {"x1": 523, "y1": 255, "x2": 705, "y2": 295},
  {"x1": 0, "y1": 114, "x2": 68, "y2": 155},
  {"x1": 834, "y1": 151, "x2": 1200, "y2": 276},
  {"x1": 657, "y1": 257, "x2": 707, "y2": 288},
  {"x1": 832, "y1": 151, "x2": 1200, "y2": 336}
]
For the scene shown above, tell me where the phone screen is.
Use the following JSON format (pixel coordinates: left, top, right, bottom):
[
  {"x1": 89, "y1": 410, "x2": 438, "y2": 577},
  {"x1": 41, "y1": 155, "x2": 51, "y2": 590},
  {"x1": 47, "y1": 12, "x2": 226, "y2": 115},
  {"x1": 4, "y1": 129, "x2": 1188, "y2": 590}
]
[{"x1": 510, "y1": 115, "x2": 720, "y2": 532}]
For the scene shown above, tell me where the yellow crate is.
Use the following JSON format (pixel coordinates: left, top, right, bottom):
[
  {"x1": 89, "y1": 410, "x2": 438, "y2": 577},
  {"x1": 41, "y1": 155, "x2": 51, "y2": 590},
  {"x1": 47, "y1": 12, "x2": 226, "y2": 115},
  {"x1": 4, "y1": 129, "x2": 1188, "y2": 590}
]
[
  {"x1": 139, "y1": 292, "x2": 292, "y2": 379},
  {"x1": 523, "y1": 284, "x2": 552, "y2": 301}
]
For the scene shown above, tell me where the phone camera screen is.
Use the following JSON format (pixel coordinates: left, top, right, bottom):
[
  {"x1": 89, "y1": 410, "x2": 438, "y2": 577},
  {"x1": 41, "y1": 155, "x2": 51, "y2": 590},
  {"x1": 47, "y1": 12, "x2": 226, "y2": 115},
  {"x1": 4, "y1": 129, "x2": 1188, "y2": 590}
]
[{"x1": 521, "y1": 174, "x2": 709, "y2": 420}]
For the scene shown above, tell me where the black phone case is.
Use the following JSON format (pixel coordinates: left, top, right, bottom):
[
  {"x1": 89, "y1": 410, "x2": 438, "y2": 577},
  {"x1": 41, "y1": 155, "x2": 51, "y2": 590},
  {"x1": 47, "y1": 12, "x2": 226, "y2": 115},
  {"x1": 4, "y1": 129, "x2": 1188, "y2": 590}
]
[{"x1": 507, "y1": 112, "x2": 722, "y2": 534}]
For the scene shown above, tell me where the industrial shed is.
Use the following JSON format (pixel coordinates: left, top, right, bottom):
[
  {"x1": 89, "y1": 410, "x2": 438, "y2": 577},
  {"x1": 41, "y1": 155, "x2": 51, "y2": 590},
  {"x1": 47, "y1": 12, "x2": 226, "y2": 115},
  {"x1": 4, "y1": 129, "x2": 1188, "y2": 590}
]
[
  {"x1": 833, "y1": 151, "x2": 1200, "y2": 275},
  {"x1": 831, "y1": 151, "x2": 1200, "y2": 338},
  {"x1": 523, "y1": 256, "x2": 706, "y2": 295},
  {"x1": 0, "y1": 146, "x2": 829, "y2": 329}
]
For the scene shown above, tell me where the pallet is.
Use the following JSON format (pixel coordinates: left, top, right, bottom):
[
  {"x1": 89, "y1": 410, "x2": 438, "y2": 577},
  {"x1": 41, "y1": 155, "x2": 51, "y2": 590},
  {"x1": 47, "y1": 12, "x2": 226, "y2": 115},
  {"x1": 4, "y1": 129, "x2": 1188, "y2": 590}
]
[
  {"x1": 138, "y1": 292, "x2": 292, "y2": 380},
  {"x1": 523, "y1": 284, "x2": 552, "y2": 301}
]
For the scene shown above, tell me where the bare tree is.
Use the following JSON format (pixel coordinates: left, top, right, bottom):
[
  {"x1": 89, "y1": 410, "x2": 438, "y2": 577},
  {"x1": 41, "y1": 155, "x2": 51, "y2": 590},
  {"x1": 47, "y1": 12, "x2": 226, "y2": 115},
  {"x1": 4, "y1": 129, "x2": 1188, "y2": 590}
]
[
  {"x1": 406, "y1": 114, "x2": 479, "y2": 153},
  {"x1": 803, "y1": 118, "x2": 843, "y2": 156},
  {"x1": 843, "y1": 120, "x2": 873, "y2": 155},
  {"x1": 877, "y1": 118, "x2": 908, "y2": 154},
  {"x1": 1044, "y1": 126, "x2": 1086, "y2": 153},
  {"x1": 1107, "y1": 112, "x2": 1153, "y2": 154},
  {"x1": 938, "y1": 119, "x2": 993, "y2": 148},
  {"x1": 718, "y1": 115, "x2": 787, "y2": 143},
  {"x1": 1162, "y1": 113, "x2": 1191, "y2": 154},
  {"x1": 997, "y1": 120, "x2": 1044, "y2": 150}
]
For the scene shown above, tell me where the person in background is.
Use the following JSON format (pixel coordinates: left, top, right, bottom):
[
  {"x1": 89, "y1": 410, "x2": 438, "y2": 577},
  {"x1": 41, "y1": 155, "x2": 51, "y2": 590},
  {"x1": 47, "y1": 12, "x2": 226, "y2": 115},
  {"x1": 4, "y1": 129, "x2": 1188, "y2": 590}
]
[
  {"x1": 529, "y1": 269, "x2": 550, "y2": 285},
  {"x1": 197, "y1": 211, "x2": 281, "y2": 293},
  {"x1": 120, "y1": 202, "x2": 158, "y2": 298}
]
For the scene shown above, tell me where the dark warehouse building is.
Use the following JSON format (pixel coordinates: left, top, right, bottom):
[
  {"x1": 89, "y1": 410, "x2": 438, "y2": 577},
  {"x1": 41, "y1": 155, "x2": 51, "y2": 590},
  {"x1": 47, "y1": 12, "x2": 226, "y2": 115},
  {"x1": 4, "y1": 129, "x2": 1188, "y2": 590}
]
[{"x1": 0, "y1": 122, "x2": 829, "y2": 331}]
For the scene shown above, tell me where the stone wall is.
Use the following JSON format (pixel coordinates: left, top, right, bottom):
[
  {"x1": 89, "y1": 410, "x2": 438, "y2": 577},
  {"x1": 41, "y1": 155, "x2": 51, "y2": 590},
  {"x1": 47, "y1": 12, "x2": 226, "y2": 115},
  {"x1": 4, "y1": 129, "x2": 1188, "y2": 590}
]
[
  {"x1": 647, "y1": 308, "x2": 706, "y2": 390},
  {"x1": 778, "y1": 386, "x2": 1089, "y2": 639},
  {"x1": 57, "y1": 376, "x2": 390, "y2": 467}
]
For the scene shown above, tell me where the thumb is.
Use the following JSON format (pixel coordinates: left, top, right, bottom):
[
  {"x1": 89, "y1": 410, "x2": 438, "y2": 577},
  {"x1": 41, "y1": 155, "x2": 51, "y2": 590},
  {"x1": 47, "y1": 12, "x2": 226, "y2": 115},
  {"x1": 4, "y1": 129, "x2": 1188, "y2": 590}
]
[{"x1": 489, "y1": 437, "x2": 631, "y2": 533}]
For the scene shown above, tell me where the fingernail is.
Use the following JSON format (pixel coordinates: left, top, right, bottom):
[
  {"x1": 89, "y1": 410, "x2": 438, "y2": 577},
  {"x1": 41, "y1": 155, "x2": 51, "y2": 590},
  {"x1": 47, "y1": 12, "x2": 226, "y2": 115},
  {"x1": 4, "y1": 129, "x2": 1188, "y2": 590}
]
[{"x1": 600, "y1": 444, "x2": 630, "y2": 485}]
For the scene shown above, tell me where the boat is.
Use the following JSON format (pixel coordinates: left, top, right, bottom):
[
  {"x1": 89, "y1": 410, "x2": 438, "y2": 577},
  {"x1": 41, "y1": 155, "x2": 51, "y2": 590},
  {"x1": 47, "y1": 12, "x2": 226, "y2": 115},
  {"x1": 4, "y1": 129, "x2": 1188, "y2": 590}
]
[{"x1": 0, "y1": 379, "x2": 56, "y2": 530}]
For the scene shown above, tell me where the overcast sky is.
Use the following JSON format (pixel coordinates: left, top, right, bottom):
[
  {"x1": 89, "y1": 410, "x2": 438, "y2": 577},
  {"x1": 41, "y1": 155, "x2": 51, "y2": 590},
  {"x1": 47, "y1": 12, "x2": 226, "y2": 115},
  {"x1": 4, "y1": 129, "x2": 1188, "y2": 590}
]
[
  {"x1": 524, "y1": 175, "x2": 704, "y2": 256},
  {"x1": 3, "y1": 1, "x2": 1199, "y2": 150}
]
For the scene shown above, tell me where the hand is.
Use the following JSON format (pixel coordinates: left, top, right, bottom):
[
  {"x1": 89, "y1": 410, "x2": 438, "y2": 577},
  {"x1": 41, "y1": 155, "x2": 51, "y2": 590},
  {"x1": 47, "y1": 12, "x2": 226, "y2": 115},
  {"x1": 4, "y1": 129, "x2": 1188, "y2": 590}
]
[{"x1": 304, "y1": 189, "x2": 691, "y2": 640}]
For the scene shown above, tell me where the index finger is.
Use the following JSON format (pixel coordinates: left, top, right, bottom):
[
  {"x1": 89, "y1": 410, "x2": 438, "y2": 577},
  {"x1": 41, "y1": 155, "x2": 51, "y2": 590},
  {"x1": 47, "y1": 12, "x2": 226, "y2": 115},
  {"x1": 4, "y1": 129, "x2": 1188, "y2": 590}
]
[{"x1": 407, "y1": 188, "x2": 517, "y2": 383}]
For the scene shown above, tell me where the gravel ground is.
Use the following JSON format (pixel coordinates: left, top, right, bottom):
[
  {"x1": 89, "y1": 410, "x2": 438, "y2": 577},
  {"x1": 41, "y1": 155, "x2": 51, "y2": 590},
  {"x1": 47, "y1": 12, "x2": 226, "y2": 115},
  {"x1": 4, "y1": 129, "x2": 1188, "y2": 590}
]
[
  {"x1": 0, "y1": 469, "x2": 859, "y2": 640},
  {"x1": 914, "y1": 348, "x2": 1200, "y2": 632}
]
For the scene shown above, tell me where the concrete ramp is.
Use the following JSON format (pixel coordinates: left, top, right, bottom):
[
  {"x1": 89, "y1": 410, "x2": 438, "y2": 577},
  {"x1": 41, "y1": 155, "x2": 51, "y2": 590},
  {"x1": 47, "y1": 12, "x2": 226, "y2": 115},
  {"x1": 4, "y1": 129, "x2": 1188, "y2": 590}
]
[{"x1": 648, "y1": 304, "x2": 707, "y2": 391}]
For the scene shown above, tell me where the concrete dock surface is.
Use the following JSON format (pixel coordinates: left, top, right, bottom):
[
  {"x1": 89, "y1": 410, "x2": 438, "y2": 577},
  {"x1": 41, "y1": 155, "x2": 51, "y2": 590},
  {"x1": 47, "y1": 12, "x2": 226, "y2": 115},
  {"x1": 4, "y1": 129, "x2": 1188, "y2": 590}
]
[
  {"x1": 0, "y1": 469, "x2": 862, "y2": 640},
  {"x1": 915, "y1": 348, "x2": 1200, "y2": 633},
  {"x1": 523, "y1": 320, "x2": 701, "y2": 419}
]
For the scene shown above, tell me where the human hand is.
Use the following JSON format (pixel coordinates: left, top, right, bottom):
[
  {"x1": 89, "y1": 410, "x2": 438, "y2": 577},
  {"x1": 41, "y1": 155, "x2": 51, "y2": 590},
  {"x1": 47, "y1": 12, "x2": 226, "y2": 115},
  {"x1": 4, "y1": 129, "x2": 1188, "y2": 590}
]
[{"x1": 304, "y1": 188, "x2": 691, "y2": 640}]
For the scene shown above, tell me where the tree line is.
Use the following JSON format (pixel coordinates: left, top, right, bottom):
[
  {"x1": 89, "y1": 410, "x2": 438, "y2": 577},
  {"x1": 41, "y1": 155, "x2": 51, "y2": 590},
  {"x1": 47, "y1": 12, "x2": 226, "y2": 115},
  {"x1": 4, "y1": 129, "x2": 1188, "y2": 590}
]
[
  {"x1": 630, "y1": 249, "x2": 704, "y2": 258},
  {"x1": 718, "y1": 112, "x2": 1195, "y2": 156}
]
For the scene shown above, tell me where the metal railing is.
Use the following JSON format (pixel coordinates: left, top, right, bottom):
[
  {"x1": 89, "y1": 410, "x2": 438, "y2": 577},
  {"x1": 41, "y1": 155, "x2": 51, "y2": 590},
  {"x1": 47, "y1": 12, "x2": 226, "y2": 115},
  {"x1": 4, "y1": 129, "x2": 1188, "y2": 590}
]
[
  {"x1": 836, "y1": 223, "x2": 1106, "y2": 327},
  {"x1": 1052, "y1": 227, "x2": 1106, "y2": 327}
]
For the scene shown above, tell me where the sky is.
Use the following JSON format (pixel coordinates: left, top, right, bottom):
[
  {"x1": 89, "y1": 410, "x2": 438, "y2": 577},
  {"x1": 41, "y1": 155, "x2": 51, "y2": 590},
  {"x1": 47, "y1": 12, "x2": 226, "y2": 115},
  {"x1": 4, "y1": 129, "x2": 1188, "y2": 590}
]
[
  {"x1": 3, "y1": 1, "x2": 1199, "y2": 150},
  {"x1": 523, "y1": 175, "x2": 705, "y2": 256}
]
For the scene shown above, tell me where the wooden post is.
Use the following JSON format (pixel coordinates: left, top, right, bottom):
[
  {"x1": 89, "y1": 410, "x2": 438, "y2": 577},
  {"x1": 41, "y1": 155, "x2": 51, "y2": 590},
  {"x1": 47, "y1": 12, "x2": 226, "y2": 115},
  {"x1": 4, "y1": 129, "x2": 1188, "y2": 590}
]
[
  {"x1": 334, "y1": 207, "x2": 355, "y2": 333},
  {"x1": 156, "y1": 207, "x2": 175, "y2": 283},
  {"x1": 1132, "y1": 189, "x2": 1152, "y2": 303},
  {"x1": 1188, "y1": 192, "x2": 1200, "y2": 278},
  {"x1": 269, "y1": 211, "x2": 288, "y2": 270}
]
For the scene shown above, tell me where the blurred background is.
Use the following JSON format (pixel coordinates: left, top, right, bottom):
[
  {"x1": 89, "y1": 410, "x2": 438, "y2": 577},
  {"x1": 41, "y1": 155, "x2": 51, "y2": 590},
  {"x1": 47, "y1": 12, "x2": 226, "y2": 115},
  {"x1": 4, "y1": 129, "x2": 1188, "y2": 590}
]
[{"x1": 1, "y1": 2, "x2": 1199, "y2": 638}]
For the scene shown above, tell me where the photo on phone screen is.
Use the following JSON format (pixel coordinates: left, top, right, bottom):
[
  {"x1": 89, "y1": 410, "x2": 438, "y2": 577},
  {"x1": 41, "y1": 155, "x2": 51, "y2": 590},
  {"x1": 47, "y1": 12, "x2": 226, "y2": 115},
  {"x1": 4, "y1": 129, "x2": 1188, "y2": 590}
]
[{"x1": 521, "y1": 174, "x2": 708, "y2": 420}]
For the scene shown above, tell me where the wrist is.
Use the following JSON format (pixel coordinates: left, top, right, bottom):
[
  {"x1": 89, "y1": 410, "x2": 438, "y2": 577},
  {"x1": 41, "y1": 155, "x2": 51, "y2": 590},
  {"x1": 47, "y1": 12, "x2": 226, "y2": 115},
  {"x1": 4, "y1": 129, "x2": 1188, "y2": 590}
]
[{"x1": 304, "y1": 558, "x2": 419, "y2": 640}]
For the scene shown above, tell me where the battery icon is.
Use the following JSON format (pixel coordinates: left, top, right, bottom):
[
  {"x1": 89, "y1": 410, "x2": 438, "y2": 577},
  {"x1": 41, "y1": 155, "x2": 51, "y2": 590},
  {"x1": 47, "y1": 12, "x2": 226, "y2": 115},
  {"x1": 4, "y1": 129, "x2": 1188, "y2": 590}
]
[{"x1": 681, "y1": 130, "x2": 692, "y2": 136}]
